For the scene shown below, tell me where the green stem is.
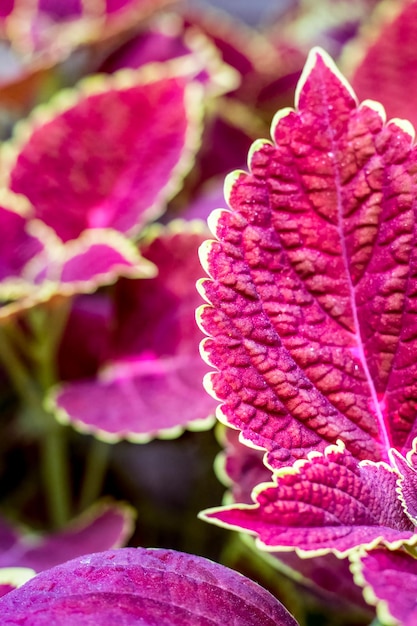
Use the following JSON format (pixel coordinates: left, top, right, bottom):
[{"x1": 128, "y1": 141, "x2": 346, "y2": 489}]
[
  {"x1": 40, "y1": 419, "x2": 71, "y2": 528},
  {"x1": 26, "y1": 300, "x2": 73, "y2": 529},
  {"x1": 0, "y1": 326, "x2": 40, "y2": 409},
  {"x1": 78, "y1": 438, "x2": 111, "y2": 513}
]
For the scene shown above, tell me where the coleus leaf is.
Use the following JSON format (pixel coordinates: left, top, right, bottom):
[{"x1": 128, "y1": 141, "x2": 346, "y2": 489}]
[
  {"x1": 0, "y1": 547, "x2": 300, "y2": 625},
  {"x1": 197, "y1": 46, "x2": 417, "y2": 471},
  {"x1": 0, "y1": 209, "x2": 155, "y2": 322},
  {"x1": 2, "y1": 0, "x2": 176, "y2": 56},
  {"x1": 347, "y1": 0, "x2": 417, "y2": 129},
  {"x1": 0, "y1": 500, "x2": 134, "y2": 573},
  {"x1": 101, "y1": 13, "x2": 239, "y2": 98},
  {"x1": 350, "y1": 546, "x2": 417, "y2": 626},
  {"x1": 49, "y1": 222, "x2": 217, "y2": 441},
  {"x1": 202, "y1": 441, "x2": 415, "y2": 557},
  {"x1": 1, "y1": 65, "x2": 203, "y2": 242}
]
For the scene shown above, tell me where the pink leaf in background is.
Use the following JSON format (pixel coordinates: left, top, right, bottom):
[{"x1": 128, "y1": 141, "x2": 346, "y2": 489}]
[
  {"x1": 0, "y1": 547, "x2": 299, "y2": 625},
  {"x1": 351, "y1": 547, "x2": 417, "y2": 626},
  {"x1": 202, "y1": 442, "x2": 415, "y2": 556},
  {"x1": 3, "y1": 67, "x2": 202, "y2": 242},
  {"x1": 50, "y1": 222, "x2": 217, "y2": 440},
  {"x1": 348, "y1": 0, "x2": 417, "y2": 129},
  {"x1": 0, "y1": 500, "x2": 134, "y2": 573},
  {"x1": 198, "y1": 47, "x2": 417, "y2": 471}
]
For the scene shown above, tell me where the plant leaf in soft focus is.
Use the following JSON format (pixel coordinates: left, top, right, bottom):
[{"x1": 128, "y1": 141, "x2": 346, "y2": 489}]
[
  {"x1": 350, "y1": 546, "x2": 417, "y2": 626},
  {"x1": 0, "y1": 500, "x2": 134, "y2": 573},
  {"x1": 345, "y1": 0, "x2": 417, "y2": 128},
  {"x1": 0, "y1": 200, "x2": 155, "y2": 322},
  {"x1": 0, "y1": 547, "x2": 300, "y2": 625},
  {"x1": 0, "y1": 0, "x2": 177, "y2": 57},
  {"x1": 198, "y1": 46, "x2": 417, "y2": 471},
  {"x1": 2, "y1": 64, "x2": 202, "y2": 243},
  {"x1": 49, "y1": 222, "x2": 217, "y2": 441}
]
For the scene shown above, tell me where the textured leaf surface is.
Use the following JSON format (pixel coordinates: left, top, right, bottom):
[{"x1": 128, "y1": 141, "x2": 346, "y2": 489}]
[
  {"x1": 51, "y1": 223, "x2": 217, "y2": 440},
  {"x1": 0, "y1": 501, "x2": 134, "y2": 573},
  {"x1": 351, "y1": 547, "x2": 417, "y2": 626},
  {"x1": 198, "y1": 47, "x2": 417, "y2": 470},
  {"x1": 348, "y1": 0, "x2": 417, "y2": 129},
  {"x1": 4, "y1": 67, "x2": 201, "y2": 242},
  {"x1": 391, "y1": 446, "x2": 417, "y2": 526},
  {"x1": 0, "y1": 547, "x2": 299, "y2": 625},
  {"x1": 203, "y1": 442, "x2": 415, "y2": 556}
]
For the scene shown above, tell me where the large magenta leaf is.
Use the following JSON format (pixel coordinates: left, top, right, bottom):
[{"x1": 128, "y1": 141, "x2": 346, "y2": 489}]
[
  {"x1": 2, "y1": 66, "x2": 202, "y2": 242},
  {"x1": 350, "y1": 547, "x2": 417, "y2": 626},
  {"x1": 202, "y1": 442, "x2": 415, "y2": 557},
  {"x1": 50, "y1": 222, "x2": 217, "y2": 440},
  {"x1": 0, "y1": 547, "x2": 299, "y2": 625},
  {"x1": 198, "y1": 47, "x2": 417, "y2": 471}
]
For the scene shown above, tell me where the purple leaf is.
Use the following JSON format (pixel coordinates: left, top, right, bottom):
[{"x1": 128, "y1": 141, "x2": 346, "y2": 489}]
[
  {"x1": 202, "y1": 441, "x2": 415, "y2": 556},
  {"x1": 349, "y1": 1, "x2": 417, "y2": 130},
  {"x1": 50, "y1": 222, "x2": 217, "y2": 440},
  {"x1": 0, "y1": 500, "x2": 134, "y2": 573},
  {"x1": 101, "y1": 14, "x2": 238, "y2": 97},
  {"x1": 4, "y1": 67, "x2": 202, "y2": 242},
  {"x1": 390, "y1": 447, "x2": 417, "y2": 526},
  {"x1": 351, "y1": 547, "x2": 417, "y2": 626},
  {"x1": 0, "y1": 216, "x2": 155, "y2": 321},
  {"x1": 3, "y1": 0, "x2": 176, "y2": 56},
  {"x1": 0, "y1": 195, "x2": 44, "y2": 297},
  {"x1": 197, "y1": 46, "x2": 417, "y2": 470},
  {"x1": 0, "y1": 547, "x2": 299, "y2": 625}
]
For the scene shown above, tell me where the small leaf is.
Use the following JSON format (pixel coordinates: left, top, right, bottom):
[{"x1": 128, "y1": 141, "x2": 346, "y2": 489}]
[
  {"x1": 0, "y1": 547, "x2": 300, "y2": 625},
  {"x1": 351, "y1": 546, "x2": 417, "y2": 626},
  {"x1": 202, "y1": 442, "x2": 415, "y2": 557},
  {"x1": 3, "y1": 66, "x2": 202, "y2": 242},
  {"x1": 0, "y1": 500, "x2": 134, "y2": 573},
  {"x1": 197, "y1": 47, "x2": 417, "y2": 470}
]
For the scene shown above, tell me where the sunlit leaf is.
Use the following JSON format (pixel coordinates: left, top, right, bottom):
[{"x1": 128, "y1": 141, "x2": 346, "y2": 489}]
[{"x1": 198, "y1": 47, "x2": 417, "y2": 471}]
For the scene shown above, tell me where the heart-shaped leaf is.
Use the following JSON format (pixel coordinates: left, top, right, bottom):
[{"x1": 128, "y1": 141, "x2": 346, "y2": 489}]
[
  {"x1": 2, "y1": 65, "x2": 202, "y2": 242},
  {"x1": 0, "y1": 547, "x2": 299, "y2": 625},
  {"x1": 197, "y1": 46, "x2": 417, "y2": 471}
]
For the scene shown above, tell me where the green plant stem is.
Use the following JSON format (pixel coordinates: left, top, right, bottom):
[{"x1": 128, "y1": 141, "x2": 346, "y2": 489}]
[
  {"x1": 40, "y1": 419, "x2": 71, "y2": 528},
  {"x1": 0, "y1": 326, "x2": 40, "y2": 409},
  {"x1": 78, "y1": 438, "x2": 111, "y2": 513},
  {"x1": 28, "y1": 304, "x2": 73, "y2": 529}
]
